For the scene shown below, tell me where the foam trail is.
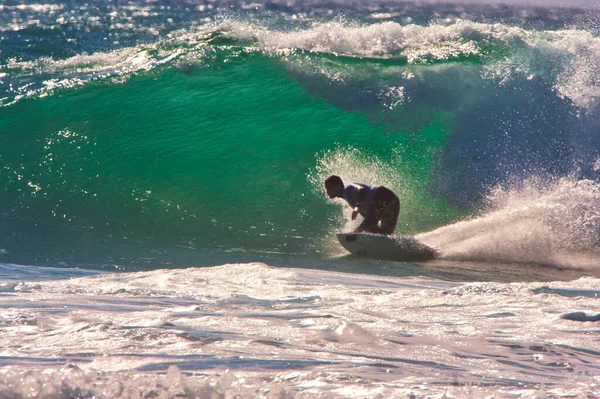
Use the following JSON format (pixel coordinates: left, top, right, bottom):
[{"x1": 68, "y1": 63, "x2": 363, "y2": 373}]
[{"x1": 417, "y1": 177, "x2": 600, "y2": 267}]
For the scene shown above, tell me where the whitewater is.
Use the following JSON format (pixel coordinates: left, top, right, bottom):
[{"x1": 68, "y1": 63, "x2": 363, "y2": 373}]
[
  {"x1": 1, "y1": 0, "x2": 600, "y2": 397},
  {"x1": 1, "y1": 263, "x2": 599, "y2": 398}
]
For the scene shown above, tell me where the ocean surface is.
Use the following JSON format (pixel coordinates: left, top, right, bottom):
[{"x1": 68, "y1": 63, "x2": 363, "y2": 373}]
[{"x1": 1, "y1": 0, "x2": 600, "y2": 397}]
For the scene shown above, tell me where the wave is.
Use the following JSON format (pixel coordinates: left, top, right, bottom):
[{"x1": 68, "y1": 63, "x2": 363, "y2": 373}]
[{"x1": 2, "y1": 7, "x2": 600, "y2": 269}]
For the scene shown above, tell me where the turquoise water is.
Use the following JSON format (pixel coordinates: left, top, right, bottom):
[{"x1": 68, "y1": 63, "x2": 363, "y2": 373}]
[{"x1": 2, "y1": 1, "x2": 600, "y2": 270}]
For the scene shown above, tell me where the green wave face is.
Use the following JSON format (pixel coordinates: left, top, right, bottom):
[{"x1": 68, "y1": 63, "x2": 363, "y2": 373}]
[
  {"x1": 2, "y1": 8, "x2": 600, "y2": 268},
  {"x1": 1, "y1": 55, "x2": 459, "y2": 262}
]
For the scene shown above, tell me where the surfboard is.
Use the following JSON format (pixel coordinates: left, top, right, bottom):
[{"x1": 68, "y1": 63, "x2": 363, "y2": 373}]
[{"x1": 336, "y1": 233, "x2": 436, "y2": 261}]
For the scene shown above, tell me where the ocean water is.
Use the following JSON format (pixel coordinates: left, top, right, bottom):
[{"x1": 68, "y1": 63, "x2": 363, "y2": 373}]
[{"x1": 1, "y1": 0, "x2": 600, "y2": 397}]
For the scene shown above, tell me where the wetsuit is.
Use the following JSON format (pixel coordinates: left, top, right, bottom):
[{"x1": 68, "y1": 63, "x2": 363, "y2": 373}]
[{"x1": 343, "y1": 183, "x2": 400, "y2": 235}]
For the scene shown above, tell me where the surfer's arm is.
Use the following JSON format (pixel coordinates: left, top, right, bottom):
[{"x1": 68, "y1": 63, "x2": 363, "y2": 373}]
[
  {"x1": 345, "y1": 186, "x2": 366, "y2": 221},
  {"x1": 354, "y1": 187, "x2": 367, "y2": 217}
]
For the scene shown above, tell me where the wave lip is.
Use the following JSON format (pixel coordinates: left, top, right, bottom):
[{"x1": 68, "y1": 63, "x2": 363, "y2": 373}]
[
  {"x1": 4, "y1": 16, "x2": 600, "y2": 110},
  {"x1": 226, "y1": 19, "x2": 517, "y2": 61}
]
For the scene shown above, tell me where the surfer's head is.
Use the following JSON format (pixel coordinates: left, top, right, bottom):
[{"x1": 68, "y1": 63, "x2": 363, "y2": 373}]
[{"x1": 324, "y1": 175, "x2": 344, "y2": 198}]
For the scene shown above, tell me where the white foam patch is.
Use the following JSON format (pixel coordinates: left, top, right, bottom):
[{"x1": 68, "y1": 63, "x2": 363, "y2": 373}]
[
  {"x1": 0, "y1": 262, "x2": 598, "y2": 397},
  {"x1": 481, "y1": 28, "x2": 600, "y2": 110},
  {"x1": 218, "y1": 19, "x2": 600, "y2": 110},
  {"x1": 553, "y1": 31, "x2": 600, "y2": 111},
  {"x1": 226, "y1": 19, "x2": 508, "y2": 61}
]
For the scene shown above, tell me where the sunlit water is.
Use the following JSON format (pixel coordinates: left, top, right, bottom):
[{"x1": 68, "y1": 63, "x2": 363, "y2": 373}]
[{"x1": 1, "y1": 0, "x2": 600, "y2": 397}]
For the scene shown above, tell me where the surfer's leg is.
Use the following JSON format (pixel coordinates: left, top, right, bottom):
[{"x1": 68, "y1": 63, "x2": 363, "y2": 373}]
[
  {"x1": 359, "y1": 188, "x2": 400, "y2": 235},
  {"x1": 373, "y1": 188, "x2": 399, "y2": 235},
  {"x1": 360, "y1": 194, "x2": 388, "y2": 234},
  {"x1": 379, "y1": 198, "x2": 399, "y2": 235}
]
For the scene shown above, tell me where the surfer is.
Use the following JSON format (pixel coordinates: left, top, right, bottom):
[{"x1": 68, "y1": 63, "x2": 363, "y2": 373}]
[{"x1": 324, "y1": 175, "x2": 399, "y2": 235}]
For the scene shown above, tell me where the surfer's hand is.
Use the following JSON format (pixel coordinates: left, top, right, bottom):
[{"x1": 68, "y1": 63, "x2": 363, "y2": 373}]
[{"x1": 351, "y1": 210, "x2": 359, "y2": 220}]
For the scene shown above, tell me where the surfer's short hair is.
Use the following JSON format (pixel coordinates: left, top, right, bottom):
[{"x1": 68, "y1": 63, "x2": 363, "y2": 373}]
[{"x1": 325, "y1": 175, "x2": 343, "y2": 189}]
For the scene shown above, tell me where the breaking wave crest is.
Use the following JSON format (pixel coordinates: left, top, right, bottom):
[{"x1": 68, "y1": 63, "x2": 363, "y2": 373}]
[{"x1": 4, "y1": 18, "x2": 600, "y2": 111}]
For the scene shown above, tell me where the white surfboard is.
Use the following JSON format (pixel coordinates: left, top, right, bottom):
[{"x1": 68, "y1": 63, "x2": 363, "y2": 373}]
[{"x1": 336, "y1": 233, "x2": 436, "y2": 261}]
